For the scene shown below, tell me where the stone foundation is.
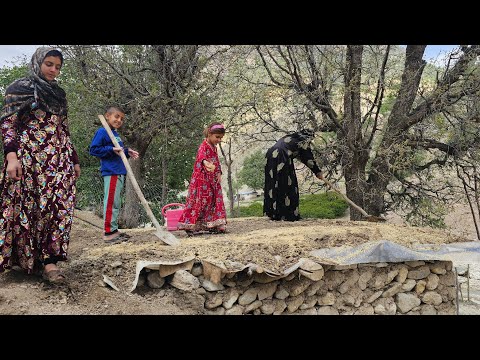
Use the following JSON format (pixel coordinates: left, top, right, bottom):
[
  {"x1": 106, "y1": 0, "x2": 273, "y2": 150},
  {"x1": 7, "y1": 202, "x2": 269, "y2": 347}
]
[{"x1": 137, "y1": 260, "x2": 457, "y2": 315}]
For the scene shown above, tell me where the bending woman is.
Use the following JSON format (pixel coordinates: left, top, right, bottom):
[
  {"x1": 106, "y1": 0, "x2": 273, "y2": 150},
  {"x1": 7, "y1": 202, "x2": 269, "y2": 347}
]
[{"x1": 263, "y1": 129, "x2": 323, "y2": 221}]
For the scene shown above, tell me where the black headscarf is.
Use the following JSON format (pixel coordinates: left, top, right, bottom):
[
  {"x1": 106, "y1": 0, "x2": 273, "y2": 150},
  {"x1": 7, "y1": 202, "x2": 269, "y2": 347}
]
[
  {"x1": 0, "y1": 47, "x2": 67, "y2": 122},
  {"x1": 297, "y1": 128, "x2": 315, "y2": 140}
]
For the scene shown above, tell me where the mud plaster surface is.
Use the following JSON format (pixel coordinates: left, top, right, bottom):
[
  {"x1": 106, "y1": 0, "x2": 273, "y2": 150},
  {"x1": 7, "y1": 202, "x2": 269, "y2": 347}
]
[{"x1": 77, "y1": 216, "x2": 470, "y2": 290}]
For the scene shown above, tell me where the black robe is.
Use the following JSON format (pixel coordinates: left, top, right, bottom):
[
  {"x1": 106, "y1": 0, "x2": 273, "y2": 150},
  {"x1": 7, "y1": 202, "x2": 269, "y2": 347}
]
[{"x1": 263, "y1": 131, "x2": 321, "y2": 221}]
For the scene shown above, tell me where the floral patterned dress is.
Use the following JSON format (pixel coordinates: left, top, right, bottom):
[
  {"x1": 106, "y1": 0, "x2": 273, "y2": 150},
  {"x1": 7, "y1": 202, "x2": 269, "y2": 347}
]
[
  {"x1": 177, "y1": 139, "x2": 227, "y2": 231},
  {"x1": 263, "y1": 131, "x2": 321, "y2": 221},
  {"x1": 0, "y1": 109, "x2": 78, "y2": 274}
]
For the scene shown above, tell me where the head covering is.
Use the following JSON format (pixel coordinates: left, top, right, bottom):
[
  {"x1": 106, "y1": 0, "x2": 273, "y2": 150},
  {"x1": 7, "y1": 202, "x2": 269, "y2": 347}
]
[
  {"x1": 297, "y1": 128, "x2": 315, "y2": 140},
  {"x1": 0, "y1": 46, "x2": 67, "y2": 122},
  {"x1": 210, "y1": 124, "x2": 225, "y2": 131}
]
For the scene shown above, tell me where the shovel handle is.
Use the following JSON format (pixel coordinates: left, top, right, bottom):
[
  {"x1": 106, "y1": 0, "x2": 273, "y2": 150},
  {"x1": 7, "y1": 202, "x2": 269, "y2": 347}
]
[{"x1": 320, "y1": 177, "x2": 370, "y2": 217}]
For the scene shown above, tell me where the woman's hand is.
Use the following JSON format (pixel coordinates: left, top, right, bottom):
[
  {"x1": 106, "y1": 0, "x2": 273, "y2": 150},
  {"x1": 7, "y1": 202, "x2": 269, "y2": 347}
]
[
  {"x1": 216, "y1": 172, "x2": 221, "y2": 182},
  {"x1": 74, "y1": 164, "x2": 81, "y2": 178},
  {"x1": 6, "y1": 152, "x2": 22, "y2": 180}
]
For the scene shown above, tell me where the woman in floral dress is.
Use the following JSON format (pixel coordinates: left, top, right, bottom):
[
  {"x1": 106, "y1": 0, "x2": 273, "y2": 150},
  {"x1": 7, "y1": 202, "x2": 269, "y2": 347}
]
[{"x1": 0, "y1": 47, "x2": 80, "y2": 283}]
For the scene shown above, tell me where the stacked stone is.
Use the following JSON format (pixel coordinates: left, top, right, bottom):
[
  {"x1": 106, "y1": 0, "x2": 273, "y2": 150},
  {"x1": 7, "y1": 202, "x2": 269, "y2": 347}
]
[{"x1": 137, "y1": 260, "x2": 456, "y2": 315}]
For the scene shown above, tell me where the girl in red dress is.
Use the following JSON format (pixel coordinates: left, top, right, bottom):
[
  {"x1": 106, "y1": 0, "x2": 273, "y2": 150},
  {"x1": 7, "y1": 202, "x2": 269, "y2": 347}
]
[{"x1": 177, "y1": 122, "x2": 227, "y2": 235}]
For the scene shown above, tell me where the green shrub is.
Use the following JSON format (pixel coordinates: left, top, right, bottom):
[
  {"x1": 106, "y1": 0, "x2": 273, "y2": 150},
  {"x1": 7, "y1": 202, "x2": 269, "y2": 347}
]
[
  {"x1": 299, "y1": 192, "x2": 348, "y2": 219},
  {"x1": 238, "y1": 201, "x2": 264, "y2": 217},
  {"x1": 237, "y1": 192, "x2": 348, "y2": 219}
]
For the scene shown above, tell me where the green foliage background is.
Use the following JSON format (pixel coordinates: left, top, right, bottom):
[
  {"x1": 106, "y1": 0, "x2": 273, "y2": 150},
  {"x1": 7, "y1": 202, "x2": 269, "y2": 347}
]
[
  {"x1": 238, "y1": 192, "x2": 348, "y2": 218},
  {"x1": 237, "y1": 149, "x2": 266, "y2": 190}
]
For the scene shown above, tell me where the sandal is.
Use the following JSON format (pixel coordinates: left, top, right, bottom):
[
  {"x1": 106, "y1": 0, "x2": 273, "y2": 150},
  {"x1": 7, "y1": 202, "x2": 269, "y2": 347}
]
[{"x1": 42, "y1": 269, "x2": 66, "y2": 284}]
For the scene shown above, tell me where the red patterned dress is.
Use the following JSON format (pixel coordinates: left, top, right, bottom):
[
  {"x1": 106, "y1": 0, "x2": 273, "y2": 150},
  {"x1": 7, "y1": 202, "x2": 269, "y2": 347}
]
[{"x1": 177, "y1": 139, "x2": 226, "y2": 232}]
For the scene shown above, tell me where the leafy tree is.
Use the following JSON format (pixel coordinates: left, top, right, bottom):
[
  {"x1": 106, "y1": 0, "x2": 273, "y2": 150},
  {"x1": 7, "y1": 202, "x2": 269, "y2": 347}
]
[
  {"x1": 0, "y1": 64, "x2": 28, "y2": 164},
  {"x1": 0, "y1": 64, "x2": 28, "y2": 108},
  {"x1": 238, "y1": 149, "x2": 265, "y2": 190},
  {"x1": 248, "y1": 45, "x2": 480, "y2": 225},
  {"x1": 59, "y1": 45, "x2": 216, "y2": 227}
]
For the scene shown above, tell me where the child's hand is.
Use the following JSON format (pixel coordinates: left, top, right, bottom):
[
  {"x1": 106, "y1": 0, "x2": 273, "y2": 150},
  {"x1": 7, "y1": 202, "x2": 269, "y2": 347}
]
[
  {"x1": 216, "y1": 173, "x2": 221, "y2": 182},
  {"x1": 113, "y1": 146, "x2": 123, "y2": 155},
  {"x1": 203, "y1": 160, "x2": 215, "y2": 172},
  {"x1": 128, "y1": 148, "x2": 139, "y2": 159}
]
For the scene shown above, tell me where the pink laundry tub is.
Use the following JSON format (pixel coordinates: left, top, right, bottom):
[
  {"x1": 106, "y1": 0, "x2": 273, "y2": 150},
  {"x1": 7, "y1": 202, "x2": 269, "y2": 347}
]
[{"x1": 161, "y1": 203, "x2": 185, "y2": 231}]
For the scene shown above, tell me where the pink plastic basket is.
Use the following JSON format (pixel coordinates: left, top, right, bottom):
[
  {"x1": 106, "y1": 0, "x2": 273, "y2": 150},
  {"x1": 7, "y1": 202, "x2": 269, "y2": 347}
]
[{"x1": 161, "y1": 203, "x2": 185, "y2": 231}]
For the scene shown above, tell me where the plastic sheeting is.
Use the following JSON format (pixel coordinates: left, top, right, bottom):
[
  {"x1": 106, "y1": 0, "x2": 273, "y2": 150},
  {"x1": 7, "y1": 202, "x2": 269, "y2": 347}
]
[{"x1": 310, "y1": 240, "x2": 480, "y2": 265}]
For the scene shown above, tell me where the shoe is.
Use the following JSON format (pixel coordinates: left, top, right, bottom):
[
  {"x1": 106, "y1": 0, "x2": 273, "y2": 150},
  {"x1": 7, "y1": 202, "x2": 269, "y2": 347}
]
[
  {"x1": 104, "y1": 232, "x2": 130, "y2": 243},
  {"x1": 42, "y1": 269, "x2": 66, "y2": 284}
]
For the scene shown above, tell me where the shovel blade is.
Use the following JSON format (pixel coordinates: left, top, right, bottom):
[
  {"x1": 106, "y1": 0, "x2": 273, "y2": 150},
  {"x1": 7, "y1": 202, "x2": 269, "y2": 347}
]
[{"x1": 154, "y1": 230, "x2": 181, "y2": 246}]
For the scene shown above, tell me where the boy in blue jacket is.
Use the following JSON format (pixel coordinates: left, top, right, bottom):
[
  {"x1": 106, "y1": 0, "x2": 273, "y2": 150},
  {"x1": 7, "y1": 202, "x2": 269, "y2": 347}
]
[{"x1": 90, "y1": 106, "x2": 139, "y2": 243}]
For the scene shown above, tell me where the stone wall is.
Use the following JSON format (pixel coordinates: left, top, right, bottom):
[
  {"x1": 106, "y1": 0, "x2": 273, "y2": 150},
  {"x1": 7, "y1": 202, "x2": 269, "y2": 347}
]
[{"x1": 137, "y1": 260, "x2": 457, "y2": 315}]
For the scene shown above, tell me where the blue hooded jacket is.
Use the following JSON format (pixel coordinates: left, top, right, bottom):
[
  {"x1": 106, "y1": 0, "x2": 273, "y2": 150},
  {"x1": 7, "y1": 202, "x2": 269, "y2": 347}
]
[{"x1": 89, "y1": 127, "x2": 130, "y2": 176}]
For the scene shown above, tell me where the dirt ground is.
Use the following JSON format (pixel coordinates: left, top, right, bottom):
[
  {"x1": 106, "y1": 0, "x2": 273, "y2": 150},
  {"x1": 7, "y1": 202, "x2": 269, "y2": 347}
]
[{"x1": 0, "y1": 208, "x2": 478, "y2": 315}]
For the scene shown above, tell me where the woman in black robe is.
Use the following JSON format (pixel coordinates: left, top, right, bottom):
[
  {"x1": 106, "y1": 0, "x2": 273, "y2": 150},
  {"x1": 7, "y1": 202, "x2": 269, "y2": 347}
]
[{"x1": 263, "y1": 129, "x2": 323, "y2": 221}]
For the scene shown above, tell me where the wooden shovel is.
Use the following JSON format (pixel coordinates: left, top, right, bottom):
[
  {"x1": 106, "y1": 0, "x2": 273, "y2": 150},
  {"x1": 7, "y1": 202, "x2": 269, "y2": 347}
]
[
  {"x1": 320, "y1": 177, "x2": 386, "y2": 222},
  {"x1": 98, "y1": 115, "x2": 180, "y2": 246}
]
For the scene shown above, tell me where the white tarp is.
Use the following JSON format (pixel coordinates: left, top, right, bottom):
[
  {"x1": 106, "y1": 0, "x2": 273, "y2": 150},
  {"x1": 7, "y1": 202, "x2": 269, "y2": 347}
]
[{"x1": 310, "y1": 240, "x2": 480, "y2": 265}]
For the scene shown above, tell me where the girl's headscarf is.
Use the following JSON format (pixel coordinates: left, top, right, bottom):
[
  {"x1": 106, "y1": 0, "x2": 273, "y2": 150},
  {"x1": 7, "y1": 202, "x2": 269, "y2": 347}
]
[{"x1": 0, "y1": 46, "x2": 67, "y2": 122}]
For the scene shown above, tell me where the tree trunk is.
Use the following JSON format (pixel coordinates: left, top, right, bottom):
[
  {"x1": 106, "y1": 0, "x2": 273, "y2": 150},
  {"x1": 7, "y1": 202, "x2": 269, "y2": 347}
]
[
  {"x1": 120, "y1": 157, "x2": 143, "y2": 227},
  {"x1": 161, "y1": 124, "x2": 168, "y2": 209},
  {"x1": 343, "y1": 45, "x2": 369, "y2": 220},
  {"x1": 366, "y1": 45, "x2": 427, "y2": 216},
  {"x1": 161, "y1": 156, "x2": 167, "y2": 208},
  {"x1": 219, "y1": 141, "x2": 235, "y2": 217},
  {"x1": 226, "y1": 163, "x2": 234, "y2": 217}
]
